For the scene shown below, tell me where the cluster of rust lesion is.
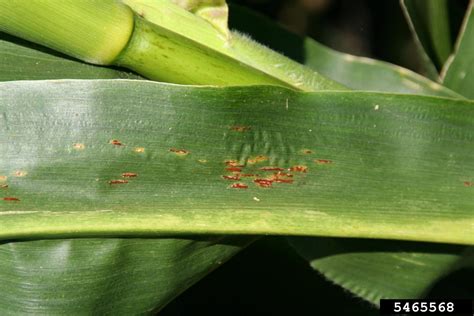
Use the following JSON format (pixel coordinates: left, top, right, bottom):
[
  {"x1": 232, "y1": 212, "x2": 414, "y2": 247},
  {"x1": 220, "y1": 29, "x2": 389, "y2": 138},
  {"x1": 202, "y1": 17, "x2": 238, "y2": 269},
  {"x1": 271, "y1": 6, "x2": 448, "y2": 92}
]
[
  {"x1": 222, "y1": 158, "x2": 308, "y2": 189},
  {"x1": 220, "y1": 145, "x2": 338, "y2": 190},
  {"x1": 108, "y1": 173, "x2": 139, "y2": 185},
  {"x1": 0, "y1": 171, "x2": 29, "y2": 202}
]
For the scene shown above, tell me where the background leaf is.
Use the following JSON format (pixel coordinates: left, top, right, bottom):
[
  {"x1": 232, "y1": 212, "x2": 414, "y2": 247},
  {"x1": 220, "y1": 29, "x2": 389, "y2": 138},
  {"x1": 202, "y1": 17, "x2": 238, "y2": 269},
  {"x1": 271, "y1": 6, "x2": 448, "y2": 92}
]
[
  {"x1": 289, "y1": 237, "x2": 474, "y2": 305},
  {"x1": 400, "y1": 0, "x2": 451, "y2": 78},
  {"x1": 0, "y1": 236, "x2": 250, "y2": 314},
  {"x1": 1, "y1": 4, "x2": 462, "y2": 98},
  {"x1": 230, "y1": 4, "x2": 461, "y2": 98},
  {"x1": 441, "y1": 1, "x2": 474, "y2": 99}
]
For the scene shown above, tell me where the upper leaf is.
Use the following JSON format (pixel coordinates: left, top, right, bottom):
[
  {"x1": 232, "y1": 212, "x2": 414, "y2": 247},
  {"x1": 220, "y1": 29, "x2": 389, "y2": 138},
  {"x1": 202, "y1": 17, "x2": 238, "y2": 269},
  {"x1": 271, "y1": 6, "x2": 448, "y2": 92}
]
[{"x1": 229, "y1": 5, "x2": 462, "y2": 98}]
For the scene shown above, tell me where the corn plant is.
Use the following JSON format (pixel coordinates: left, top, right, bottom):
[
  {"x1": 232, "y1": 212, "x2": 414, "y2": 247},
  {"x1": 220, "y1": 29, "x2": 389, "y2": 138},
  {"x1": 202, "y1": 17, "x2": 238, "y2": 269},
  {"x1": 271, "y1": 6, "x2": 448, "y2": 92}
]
[{"x1": 0, "y1": 0, "x2": 472, "y2": 314}]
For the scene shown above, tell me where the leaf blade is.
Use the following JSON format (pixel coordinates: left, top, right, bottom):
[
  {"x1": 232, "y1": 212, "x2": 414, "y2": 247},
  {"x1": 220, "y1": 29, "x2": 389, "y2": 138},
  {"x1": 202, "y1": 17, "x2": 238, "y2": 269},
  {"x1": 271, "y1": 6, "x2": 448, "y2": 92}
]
[
  {"x1": 0, "y1": 236, "x2": 249, "y2": 314},
  {"x1": 1, "y1": 80, "x2": 473, "y2": 244}
]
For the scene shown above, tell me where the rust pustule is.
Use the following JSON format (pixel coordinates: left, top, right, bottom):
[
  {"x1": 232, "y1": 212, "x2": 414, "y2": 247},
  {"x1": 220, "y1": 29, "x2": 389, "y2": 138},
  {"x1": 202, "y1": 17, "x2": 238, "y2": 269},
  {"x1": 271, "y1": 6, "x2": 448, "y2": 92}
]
[
  {"x1": 110, "y1": 139, "x2": 123, "y2": 146},
  {"x1": 230, "y1": 183, "x2": 248, "y2": 189},
  {"x1": 14, "y1": 171, "x2": 27, "y2": 177},
  {"x1": 315, "y1": 159, "x2": 333, "y2": 164},
  {"x1": 222, "y1": 175, "x2": 241, "y2": 181},
  {"x1": 230, "y1": 126, "x2": 251, "y2": 132},
  {"x1": 169, "y1": 148, "x2": 189, "y2": 155},
  {"x1": 122, "y1": 173, "x2": 138, "y2": 178},
  {"x1": 73, "y1": 143, "x2": 85, "y2": 150},
  {"x1": 3, "y1": 197, "x2": 19, "y2": 201},
  {"x1": 464, "y1": 181, "x2": 473, "y2": 187},
  {"x1": 254, "y1": 179, "x2": 273, "y2": 188},
  {"x1": 109, "y1": 180, "x2": 129, "y2": 185},
  {"x1": 289, "y1": 166, "x2": 308, "y2": 173},
  {"x1": 225, "y1": 160, "x2": 244, "y2": 167},
  {"x1": 270, "y1": 172, "x2": 294, "y2": 183}
]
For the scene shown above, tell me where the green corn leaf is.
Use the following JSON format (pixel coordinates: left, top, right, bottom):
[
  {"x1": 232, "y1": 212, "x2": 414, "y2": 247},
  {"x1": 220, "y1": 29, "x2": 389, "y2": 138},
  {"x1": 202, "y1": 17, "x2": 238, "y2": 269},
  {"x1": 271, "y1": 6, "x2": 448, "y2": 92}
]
[
  {"x1": 2, "y1": 80, "x2": 473, "y2": 313},
  {"x1": 1, "y1": 80, "x2": 473, "y2": 244},
  {"x1": 0, "y1": 0, "x2": 343, "y2": 91},
  {"x1": 441, "y1": 1, "x2": 474, "y2": 99},
  {"x1": 229, "y1": 4, "x2": 474, "y2": 303},
  {"x1": 0, "y1": 3, "x2": 244, "y2": 312},
  {"x1": 0, "y1": 31, "x2": 241, "y2": 314},
  {"x1": 289, "y1": 237, "x2": 473, "y2": 305},
  {"x1": 230, "y1": 3, "x2": 473, "y2": 304},
  {"x1": 230, "y1": 4, "x2": 460, "y2": 98},
  {"x1": 0, "y1": 237, "x2": 250, "y2": 314},
  {"x1": 0, "y1": 34, "x2": 141, "y2": 81},
  {"x1": 0, "y1": 2, "x2": 243, "y2": 312},
  {"x1": 400, "y1": 0, "x2": 452, "y2": 77},
  {"x1": 0, "y1": 1, "x2": 474, "y2": 312},
  {"x1": 229, "y1": 3, "x2": 474, "y2": 303},
  {"x1": 1, "y1": 4, "x2": 461, "y2": 98}
]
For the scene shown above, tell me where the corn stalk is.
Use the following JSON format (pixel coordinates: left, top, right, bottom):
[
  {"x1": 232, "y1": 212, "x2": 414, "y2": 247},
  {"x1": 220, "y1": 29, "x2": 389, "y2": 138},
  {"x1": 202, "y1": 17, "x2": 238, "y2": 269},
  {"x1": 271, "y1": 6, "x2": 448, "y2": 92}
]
[{"x1": 0, "y1": 0, "x2": 344, "y2": 90}]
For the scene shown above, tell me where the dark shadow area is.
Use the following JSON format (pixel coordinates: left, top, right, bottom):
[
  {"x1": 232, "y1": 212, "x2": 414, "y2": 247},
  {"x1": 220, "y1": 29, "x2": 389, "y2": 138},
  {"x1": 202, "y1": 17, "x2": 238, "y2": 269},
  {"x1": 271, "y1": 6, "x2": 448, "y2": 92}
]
[
  {"x1": 289, "y1": 236, "x2": 468, "y2": 260},
  {"x1": 425, "y1": 268, "x2": 474, "y2": 299},
  {"x1": 230, "y1": 0, "x2": 416, "y2": 69},
  {"x1": 448, "y1": 1, "x2": 470, "y2": 45},
  {"x1": 230, "y1": 0, "x2": 469, "y2": 75},
  {"x1": 229, "y1": 4, "x2": 306, "y2": 63},
  {"x1": 1, "y1": 31, "x2": 84, "y2": 61},
  {"x1": 160, "y1": 237, "x2": 378, "y2": 316}
]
